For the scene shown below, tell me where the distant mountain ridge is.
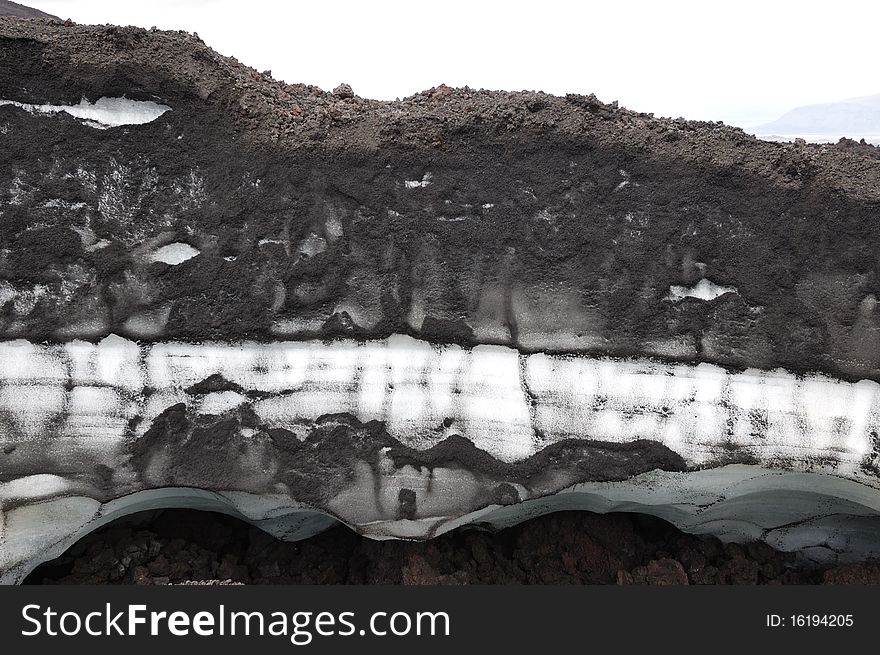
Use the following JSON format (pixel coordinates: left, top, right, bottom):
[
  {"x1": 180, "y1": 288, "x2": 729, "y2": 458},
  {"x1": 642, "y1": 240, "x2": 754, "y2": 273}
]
[
  {"x1": 0, "y1": 1, "x2": 58, "y2": 20},
  {"x1": 755, "y1": 93, "x2": 880, "y2": 138}
]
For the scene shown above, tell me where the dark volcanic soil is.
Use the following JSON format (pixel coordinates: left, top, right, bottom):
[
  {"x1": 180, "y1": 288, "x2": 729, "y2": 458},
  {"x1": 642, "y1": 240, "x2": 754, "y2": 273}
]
[
  {"x1": 4, "y1": 20, "x2": 880, "y2": 383},
  {"x1": 25, "y1": 509, "x2": 880, "y2": 585}
]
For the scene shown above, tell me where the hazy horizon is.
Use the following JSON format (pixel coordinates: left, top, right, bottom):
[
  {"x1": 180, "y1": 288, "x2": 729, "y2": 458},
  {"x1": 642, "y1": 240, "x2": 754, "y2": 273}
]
[{"x1": 21, "y1": 0, "x2": 880, "y2": 128}]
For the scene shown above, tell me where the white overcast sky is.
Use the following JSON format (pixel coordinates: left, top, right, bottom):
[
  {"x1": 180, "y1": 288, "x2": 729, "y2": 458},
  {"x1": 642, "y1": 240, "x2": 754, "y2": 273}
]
[{"x1": 24, "y1": 0, "x2": 880, "y2": 126}]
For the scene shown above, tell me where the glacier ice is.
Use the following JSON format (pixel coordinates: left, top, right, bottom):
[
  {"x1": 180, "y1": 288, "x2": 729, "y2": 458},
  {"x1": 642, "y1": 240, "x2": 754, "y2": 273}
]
[
  {"x1": 149, "y1": 242, "x2": 200, "y2": 265},
  {"x1": 2, "y1": 334, "x2": 880, "y2": 582},
  {"x1": 0, "y1": 97, "x2": 171, "y2": 128},
  {"x1": 667, "y1": 278, "x2": 737, "y2": 302}
]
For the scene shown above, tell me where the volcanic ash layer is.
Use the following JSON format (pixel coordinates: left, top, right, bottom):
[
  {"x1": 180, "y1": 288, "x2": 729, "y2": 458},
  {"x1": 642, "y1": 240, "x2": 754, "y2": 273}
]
[{"x1": 3, "y1": 19, "x2": 880, "y2": 583}]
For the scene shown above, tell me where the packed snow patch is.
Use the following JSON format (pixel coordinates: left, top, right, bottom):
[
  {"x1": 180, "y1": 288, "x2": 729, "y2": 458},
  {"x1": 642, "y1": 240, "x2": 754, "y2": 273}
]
[
  {"x1": 149, "y1": 243, "x2": 200, "y2": 265},
  {"x1": 667, "y1": 278, "x2": 737, "y2": 302},
  {"x1": 0, "y1": 97, "x2": 170, "y2": 128},
  {"x1": 404, "y1": 173, "x2": 432, "y2": 189}
]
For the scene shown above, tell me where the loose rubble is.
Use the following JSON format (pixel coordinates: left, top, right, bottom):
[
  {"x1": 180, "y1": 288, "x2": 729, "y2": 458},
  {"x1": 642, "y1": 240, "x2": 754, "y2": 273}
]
[{"x1": 26, "y1": 510, "x2": 880, "y2": 585}]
